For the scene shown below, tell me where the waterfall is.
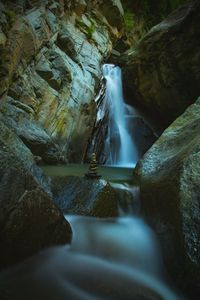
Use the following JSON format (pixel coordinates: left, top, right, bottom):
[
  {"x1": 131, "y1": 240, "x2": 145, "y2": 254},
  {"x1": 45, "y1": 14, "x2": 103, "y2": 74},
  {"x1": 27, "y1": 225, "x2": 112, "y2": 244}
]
[{"x1": 102, "y1": 64, "x2": 138, "y2": 167}]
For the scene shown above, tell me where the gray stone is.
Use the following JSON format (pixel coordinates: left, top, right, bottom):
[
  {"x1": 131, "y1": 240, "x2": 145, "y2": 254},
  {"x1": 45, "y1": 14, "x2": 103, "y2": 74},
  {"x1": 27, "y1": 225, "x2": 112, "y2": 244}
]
[
  {"x1": 51, "y1": 176, "x2": 119, "y2": 218},
  {"x1": 136, "y1": 96, "x2": 200, "y2": 296},
  {"x1": 0, "y1": 118, "x2": 72, "y2": 268},
  {"x1": 0, "y1": 2, "x2": 115, "y2": 163},
  {"x1": 124, "y1": 0, "x2": 200, "y2": 126}
]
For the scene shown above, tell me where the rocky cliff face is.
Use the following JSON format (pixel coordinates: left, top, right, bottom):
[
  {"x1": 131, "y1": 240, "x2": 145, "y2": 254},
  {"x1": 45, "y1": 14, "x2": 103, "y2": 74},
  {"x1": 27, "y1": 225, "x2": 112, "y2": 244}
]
[
  {"x1": 0, "y1": 0, "x2": 123, "y2": 163},
  {"x1": 124, "y1": 0, "x2": 200, "y2": 127}
]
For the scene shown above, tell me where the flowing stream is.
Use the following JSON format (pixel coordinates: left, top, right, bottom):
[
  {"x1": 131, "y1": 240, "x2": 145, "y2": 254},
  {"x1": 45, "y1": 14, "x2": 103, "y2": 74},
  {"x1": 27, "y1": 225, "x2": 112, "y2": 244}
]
[
  {"x1": 0, "y1": 215, "x2": 182, "y2": 300},
  {"x1": 0, "y1": 66, "x2": 183, "y2": 299},
  {"x1": 0, "y1": 166, "x2": 183, "y2": 300},
  {"x1": 102, "y1": 64, "x2": 138, "y2": 167}
]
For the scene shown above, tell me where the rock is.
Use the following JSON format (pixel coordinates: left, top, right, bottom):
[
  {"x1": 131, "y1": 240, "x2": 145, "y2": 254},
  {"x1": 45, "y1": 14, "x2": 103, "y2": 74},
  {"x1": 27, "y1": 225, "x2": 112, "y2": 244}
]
[
  {"x1": 99, "y1": 0, "x2": 124, "y2": 30},
  {"x1": 36, "y1": 59, "x2": 53, "y2": 80},
  {"x1": 136, "y1": 96, "x2": 200, "y2": 298},
  {"x1": 1, "y1": 188, "x2": 72, "y2": 268},
  {"x1": 124, "y1": 0, "x2": 200, "y2": 127},
  {"x1": 0, "y1": 30, "x2": 6, "y2": 47},
  {"x1": 74, "y1": 0, "x2": 87, "y2": 16},
  {"x1": 126, "y1": 114, "x2": 157, "y2": 158},
  {"x1": 0, "y1": 99, "x2": 65, "y2": 163},
  {"x1": 51, "y1": 176, "x2": 118, "y2": 217},
  {"x1": 0, "y1": 1, "x2": 115, "y2": 163},
  {"x1": 0, "y1": 118, "x2": 72, "y2": 268}
]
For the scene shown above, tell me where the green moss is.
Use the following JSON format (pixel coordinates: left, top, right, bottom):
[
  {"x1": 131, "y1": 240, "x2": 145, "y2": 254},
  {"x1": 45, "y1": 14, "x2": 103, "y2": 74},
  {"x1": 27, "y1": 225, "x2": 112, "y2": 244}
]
[
  {"x1": 4, "y1": 9, "x2": 16, "y2": 25},
  {"x1": 123, "y1": 10, "x2": 135, "y2": 32},
  {"x1": 85, "y1": 23, "x2": 96, "y2": 40},
  {"x1": 76, "y1": 18, "x2": 96, "y2": 41},
  {"x1": 122, "y1": 0, "x2": 186, "y2": 31}
]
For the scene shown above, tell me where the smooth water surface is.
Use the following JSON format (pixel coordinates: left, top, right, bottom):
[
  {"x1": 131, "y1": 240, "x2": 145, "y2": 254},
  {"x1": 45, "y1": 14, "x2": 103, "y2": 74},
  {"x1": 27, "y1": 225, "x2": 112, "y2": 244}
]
[{"x1": 42, "y1": 164, "x2": 133, "y2": 182}]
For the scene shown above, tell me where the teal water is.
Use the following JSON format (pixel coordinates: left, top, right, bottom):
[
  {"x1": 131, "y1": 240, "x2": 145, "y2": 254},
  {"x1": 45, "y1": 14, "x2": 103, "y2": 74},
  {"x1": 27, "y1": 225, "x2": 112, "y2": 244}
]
[{"x1": 42, "y1": 164, "x2": 133, "y2": 183}]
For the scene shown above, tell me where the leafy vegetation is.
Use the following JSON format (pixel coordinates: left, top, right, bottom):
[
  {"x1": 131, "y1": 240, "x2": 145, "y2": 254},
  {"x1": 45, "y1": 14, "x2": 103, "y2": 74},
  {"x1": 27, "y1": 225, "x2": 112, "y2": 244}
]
[
  {"x1": 122, "y1": 0, "x2": 186, "y2": 28},
  {"x1": 85, "y1": 23, "x2": 96, "y2": 40},
  {"x1": 123, "y1": 10, "x2": 135, "y2": 32},
  {"x1": 76, "y1": 18, "x2": 96, "y2": 41},
  {"x1": 121, "y1": 0, "x2": 186, "y2": 45}
]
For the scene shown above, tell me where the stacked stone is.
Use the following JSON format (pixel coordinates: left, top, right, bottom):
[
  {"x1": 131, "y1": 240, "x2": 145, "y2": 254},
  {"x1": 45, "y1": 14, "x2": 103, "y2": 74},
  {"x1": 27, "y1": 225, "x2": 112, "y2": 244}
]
[{"x1": 85, "y1": 153, "x2": 101, "y2": 178}]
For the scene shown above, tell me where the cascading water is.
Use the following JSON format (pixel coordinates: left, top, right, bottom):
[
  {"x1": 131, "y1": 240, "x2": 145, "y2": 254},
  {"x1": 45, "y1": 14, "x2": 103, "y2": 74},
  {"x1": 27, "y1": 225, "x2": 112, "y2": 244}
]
[
  {"x1": 0, "y1": 164, "x2": 184, "y2": 300},
  {"x1": 102, "y1": 64, "x2": 138, "y2": 167},
  {"x1": 0, "y1": 215, "x2": 183, "y2": 300}
]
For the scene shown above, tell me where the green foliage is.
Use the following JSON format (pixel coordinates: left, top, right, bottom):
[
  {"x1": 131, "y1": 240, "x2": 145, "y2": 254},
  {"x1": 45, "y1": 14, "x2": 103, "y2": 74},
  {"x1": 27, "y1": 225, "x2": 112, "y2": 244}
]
[
  {"x1": 123, "y1": 10, "x2": 135, "y2": 32},
  {"x1": 76, "y1": 18, "x2": 96, "y2": 41},
  {"x1": 169, "y1": 0, "x2": 184, "y2": 10},
  {"x1": 122, "y1": 0, "x2": 186, "y2": 28},
  {"x1": 85, "y1": 23, "x2": 96, "y2": 40}
]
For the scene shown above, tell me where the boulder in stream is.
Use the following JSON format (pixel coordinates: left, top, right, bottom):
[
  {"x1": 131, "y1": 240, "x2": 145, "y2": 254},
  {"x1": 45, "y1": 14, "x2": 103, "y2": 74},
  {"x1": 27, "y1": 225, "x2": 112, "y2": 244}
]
[
  {"x1": 136, "y1": 96, "x2": 200, "y2": 298},
  {"x1": 51, "y1": 176, "x2": 118, "y2": 218},
  {"x1": 0, "y1": 119, "x2": 72, "y2": 268}
]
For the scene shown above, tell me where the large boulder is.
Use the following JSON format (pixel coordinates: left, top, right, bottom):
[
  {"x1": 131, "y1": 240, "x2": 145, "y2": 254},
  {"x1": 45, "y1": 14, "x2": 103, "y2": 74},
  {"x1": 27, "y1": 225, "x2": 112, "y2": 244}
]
[
  {"x1": 1, "y1": 188, "x2": 72, "y2": 268},
  {"x1": 0, "y1": 118, "x2": 72, "y2": 268},
  {"x1": 51, "y1": 176, "x2": 118, "y2": 217},
  {"x1": 124, "y1": 0, "x2": 200, "y2": 127},
  {"x1": 135, "y1": 96, "x2": 200, "y2": 298}
]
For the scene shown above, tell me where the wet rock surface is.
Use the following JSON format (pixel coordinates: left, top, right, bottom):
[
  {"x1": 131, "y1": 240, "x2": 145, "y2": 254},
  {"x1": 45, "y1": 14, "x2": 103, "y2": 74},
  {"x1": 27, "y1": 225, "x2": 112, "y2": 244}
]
[
  {"x1": 136, "y1": 96, "x2": 200, "y2": 298},
  {"x1": 0, "y1": 118, "x2": 72, "y2": 268},
  {"x1": 51, "y1": 176, "x2": 118, "y2": 217},
  {"x1": 124, "y1": 0, "x2": 200, "y2": 127}
]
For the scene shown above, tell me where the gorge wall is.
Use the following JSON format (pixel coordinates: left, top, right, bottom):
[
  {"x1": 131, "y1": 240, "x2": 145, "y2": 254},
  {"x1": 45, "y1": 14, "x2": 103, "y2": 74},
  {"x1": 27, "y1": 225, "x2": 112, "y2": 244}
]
[
  {"x1": 0, "y1": 0, "x2": 123, "y2": 164},
  {"x1": 123, "y1": 0, "x2": 200, "y2": 127}
]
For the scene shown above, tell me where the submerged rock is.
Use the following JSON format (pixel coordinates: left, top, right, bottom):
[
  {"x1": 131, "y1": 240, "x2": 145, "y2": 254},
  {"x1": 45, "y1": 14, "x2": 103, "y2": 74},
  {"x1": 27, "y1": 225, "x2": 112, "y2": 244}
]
[
  {"x1": 124, "y1": 0, "x2": 200, "y2": 126},
  {"x1": 51, "y1": 176, "x2": 118, "y2": 218},
  {"x1": 0, "y1": 119, "x2": 72, "y2": 268},
  {"x1": 136, "y1": 96, "x2": 200, "y2": 297}
]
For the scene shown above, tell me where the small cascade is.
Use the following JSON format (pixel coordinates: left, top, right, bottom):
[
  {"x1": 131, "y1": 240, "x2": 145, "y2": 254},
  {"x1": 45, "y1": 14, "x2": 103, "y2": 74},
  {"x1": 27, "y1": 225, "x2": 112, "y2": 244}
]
[
  {"x1": 0, "y1": 164, "x2": 183, "y2": 300},
  {"x1": 102, "y1": 64, "x2": 138, "y2": 167}
]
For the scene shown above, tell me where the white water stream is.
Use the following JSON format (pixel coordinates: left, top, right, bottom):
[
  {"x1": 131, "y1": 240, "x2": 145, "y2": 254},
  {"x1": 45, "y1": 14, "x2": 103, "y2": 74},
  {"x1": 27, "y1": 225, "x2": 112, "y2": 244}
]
[
  {"x1": 102, "y1": 64, "x2": 138, "y2": 167},
  {"x1": 0, "y1": 214, "x2": 182, "y2": 300}
]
